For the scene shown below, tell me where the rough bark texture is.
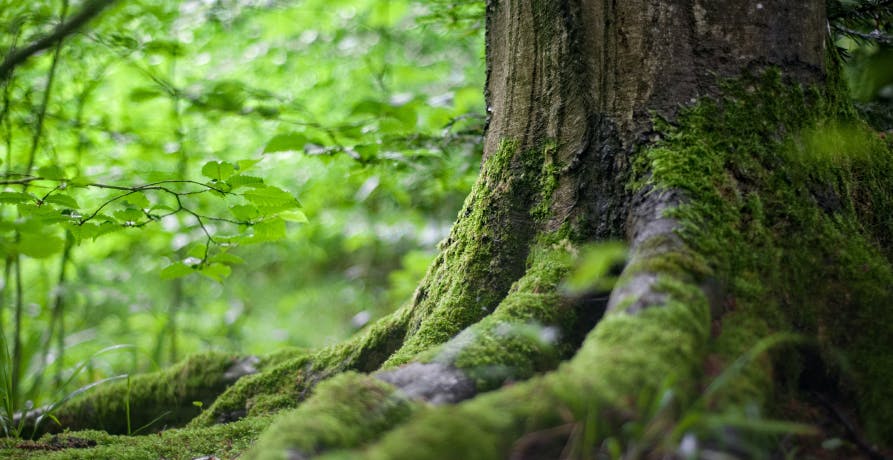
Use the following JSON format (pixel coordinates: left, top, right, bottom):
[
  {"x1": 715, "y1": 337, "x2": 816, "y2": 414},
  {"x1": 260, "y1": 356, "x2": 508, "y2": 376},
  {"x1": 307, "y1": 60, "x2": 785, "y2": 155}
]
[{"x1": 4, "y1": 1, "x2": 893, "y2": 459}]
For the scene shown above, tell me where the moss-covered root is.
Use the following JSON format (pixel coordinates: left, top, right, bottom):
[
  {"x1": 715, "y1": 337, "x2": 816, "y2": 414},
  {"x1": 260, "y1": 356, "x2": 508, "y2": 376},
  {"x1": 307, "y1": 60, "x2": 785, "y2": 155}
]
[
  {"x1": 320, "y1": 274, "x2": 711, "y2": 460},
  {"x1": 17, "y1": 352, "x2": 257, "y2": 437},
  {"x1": 0, "y1": 414, "x2": 275, "y2": 460},
  {"x1": 244, "y1": 372, "x2": 416, "y2": 460},
  {"x1": 191, "y1": 307, "x2": 410, "y2": 426}
]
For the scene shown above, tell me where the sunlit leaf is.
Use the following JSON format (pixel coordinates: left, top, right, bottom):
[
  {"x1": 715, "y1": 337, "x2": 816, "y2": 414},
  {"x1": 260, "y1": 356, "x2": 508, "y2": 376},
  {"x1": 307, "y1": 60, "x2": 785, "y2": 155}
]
[
  {"x1": 227, "y1": 175, "x2": 264, "y2": 189},
  {"x1": 159, "y1": 262, "x2": 196, "y2": 280},
  {"x1": 201, "y1": 161, "x2": 236, "y2": 182},
  {"x1": 279, "y1": 210, "x2": 308, "y2": 223},
  {"x1": 243, "y1": 186, "x2": 299, "y2": 212},
  {"x1": 44, "y1": 194, "x2": 80, "y2": 209},
  {"x1": 264, "y1": 132, "x2": 308, "y2": 154}
]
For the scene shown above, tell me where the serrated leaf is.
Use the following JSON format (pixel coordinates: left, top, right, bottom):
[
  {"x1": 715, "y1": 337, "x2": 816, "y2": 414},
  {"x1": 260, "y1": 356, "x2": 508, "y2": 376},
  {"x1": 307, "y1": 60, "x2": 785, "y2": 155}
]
[
  {"x1": 38, "y1": 165, "x2": 66, "y2": 180},
  {"x1": 44, "y1": 194, "x2": 80, "y2": 209},
  {"x1": 201, "y1": 161, "x2": 235, "y2": 181},
  {"x1": 160, "y1": 262, "x2": 196, "y2": 280},
  {"x1": 243, "y1": 186, "x2": 299, "y2": 212},
  {"x1": 200, "y1": 263, "x2": 231, "y2": 282},
  {"x1": 264, "y1": 132, "x2": 308, "y2": 154},
  {"x1": 19, "y1": 232, "x2": 64, "y2": 258},
  {"x1": 236, "y1": 159, "x2": 261, "y2": 171},
  {"x1": 279, "y1": 210, "x2": 308, "y2": 223},
  {"x1": 226, "y1": 175, "x2": 264, "y2": 189}
]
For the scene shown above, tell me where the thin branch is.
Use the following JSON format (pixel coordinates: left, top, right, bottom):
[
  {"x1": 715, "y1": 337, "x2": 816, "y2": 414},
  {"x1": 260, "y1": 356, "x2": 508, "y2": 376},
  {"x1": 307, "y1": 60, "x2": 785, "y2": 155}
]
[
  {"x1": 833, "y1": 24, "x2": 893, "y2": 45},
  {"x1": 0, "y1": 0, "x2": 118, "y2": 80}
]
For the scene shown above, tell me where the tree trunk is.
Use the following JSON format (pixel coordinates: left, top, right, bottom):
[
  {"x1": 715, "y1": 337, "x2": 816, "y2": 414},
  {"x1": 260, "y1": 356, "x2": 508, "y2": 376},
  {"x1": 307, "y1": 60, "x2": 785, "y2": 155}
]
[{"x1": 8, "y1": 1, "x2": 893, "y2": 459}]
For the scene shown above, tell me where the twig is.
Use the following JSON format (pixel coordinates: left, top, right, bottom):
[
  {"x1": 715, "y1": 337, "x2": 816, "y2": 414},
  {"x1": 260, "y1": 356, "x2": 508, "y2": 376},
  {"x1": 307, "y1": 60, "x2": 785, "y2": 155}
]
[{"x1": 0, "y1": 0, "x2": 118, "y2": 80}]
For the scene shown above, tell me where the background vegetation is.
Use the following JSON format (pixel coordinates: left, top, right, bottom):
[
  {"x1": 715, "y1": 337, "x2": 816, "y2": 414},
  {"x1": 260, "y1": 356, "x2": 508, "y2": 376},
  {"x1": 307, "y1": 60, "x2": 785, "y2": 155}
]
[{"x1": 0, "y1": 0, "x2": 890, "y2": 439}]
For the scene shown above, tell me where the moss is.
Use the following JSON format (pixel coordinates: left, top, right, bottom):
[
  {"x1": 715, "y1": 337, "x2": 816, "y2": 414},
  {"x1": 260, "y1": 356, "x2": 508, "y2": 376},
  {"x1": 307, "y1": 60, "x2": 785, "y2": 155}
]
[
  {"x1": 415, "y1": 241, "x2": 577, "y2": 390},
  {"x1": 24, "y1": 352, "x2": 247, "y2": 436},
  {"x1": 193, "y1": 307, "x2": 410, "y2": 426},
  {"x1": 328, "y1": 274, "x2": 711, "y2": 460},
  {"x1": 637, "y1": 69, "x2": 893, "y2": 443},
  {"x1": 382, "y1": 139, "x2": 549, "y2": 367},
  {"x1": 0, "y1": 415, "x2": 274, "y2": 459},
  {"x1": 244, "y1": 372, "x2": 416, "y2": 459}
]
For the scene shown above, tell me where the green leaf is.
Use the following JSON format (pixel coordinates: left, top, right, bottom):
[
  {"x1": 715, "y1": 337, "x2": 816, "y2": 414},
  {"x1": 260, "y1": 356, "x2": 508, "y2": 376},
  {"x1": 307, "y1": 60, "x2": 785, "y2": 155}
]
[
  {"x1": 230, "y1": 204, "x2": 260, "y2": 221},
  {"x1": 279, "y1": 210, "x2": 309, "y2": 223},
  {"x1": 123, "y1": 193, "x2": 150, "y2": 209},
  {"x1": 38, "y1": 165, "x2": 65, "y2": 180},
  {"x1": 0, "y1": 192, "x2": 35, "y2": 204},
  {"x1": 264, "y1": 132, "x2": 308, "y2": 154},
  {"x1": 236, "y1": 159, "x2": 261, "y2": 171},
  {"x1": 200, "y1": 263, "x2": 232, "y2": 282},
  {"x1": 243, "y1": 186, "x2": 299, "y2": 212},
  {"x1": 129, "y1": 86, "x2": 164, "y2": 102},
  {"x1": 44, "y1": 194, "x2": 80, "y2": 209},
  {"x1": 246, "y1": 218, "x2": 286, "y2": 243},
  {"x1": 201, "y1": 161, "x2": 236, "y2": 182},
  {"x1": 19, "y1": 232, "x2": 65, "y2": 258},
  {"x1": 209, "y1": 253, "x2": 245, "y2": 265},
  {"x1": 160, "y1": 262, "x2": 196, "y2": 280},
  {"x1": 114, "y1": 208, "x2": 144, "y2": 224},
  {"x1": 226, "y1": 175, "x2": 264, "y2": 189}
]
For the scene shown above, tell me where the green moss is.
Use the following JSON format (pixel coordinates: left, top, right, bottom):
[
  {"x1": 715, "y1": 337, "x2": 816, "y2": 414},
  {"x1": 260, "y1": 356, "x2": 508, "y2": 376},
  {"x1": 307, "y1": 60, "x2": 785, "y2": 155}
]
[
  {"x1": 0, "y1": 415, "x2": 274, "y2": 459},
  {"x1": 25, "y1": 352, "x2": 246, "y2": 436},
  {"x1": 637, "y1": 69, "x2": 893, "y2": 442},
  {"x1": 193, "y1": 307, "x2": 410, "y2": 426},
  {"x1": 244, "y1": 372, "x2": 416, "y2": 459},
  {"x1": 383, "y1": 139, "x2": 548, "y2": 367},
  {"x1": 414, "y1": 241, "x2": 576, "y2": 390},
  {"x1": 337, "y1": 275, "x2": 711, "y2": 460}
]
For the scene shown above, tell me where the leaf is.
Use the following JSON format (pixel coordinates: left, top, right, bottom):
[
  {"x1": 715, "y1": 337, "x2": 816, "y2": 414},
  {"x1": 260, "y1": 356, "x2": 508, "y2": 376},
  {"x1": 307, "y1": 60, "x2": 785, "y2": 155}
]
[
  {"x1": 200, "y1": 263, "x2": 232, "y2": 282},
  {"x1": 279, "y1": 210, "x2": 309, "y2": 223},
  {"x1": 114, "y1": 208, "x2": 144, "y2": 224},
  {"x1": 243, "y1": 186, "x2": 299, "y2": 212},
  {"x1": 201, "y1": 161, "x2": 235, "y2": 182},
  {"x1": 129, "y1": 86, "x2": 164, "y2": 102},
  {"x1": 123, "y1": 193, "x2": 150, "y2": 209},
  {"x1": 264, "y1": 132, "x2": 308, "y2": 154},
  {"x1": 230, "y1": 204, "x2": 260, "y2": 221},
  {"x1": 0, "y1": 192, "x2": 34, "y2": 204},
  {"x1": 38, "y1": 165, "x2": 65, "y2": 180},
  {"x1": 226, "y1": 175, "x2": 264, "y2": 190},
  {"x1": 44, "y1": 194, "x2": 80, "y2": 209},
  {"x1": 19, "y1": 232, "x2": 64, "y2": 258},
  {"x1": 236, "y1": 159, "x2": 261, "y2": 171},
  {"x1": 209, "y1": 253, "x2": 245, "y2": 265},
  {"x1": 160, "y1": 262, "x2": 196, "y2": 280},
  {"x1": 245, "y1": 218, "x2": 286, "y2": 243}
]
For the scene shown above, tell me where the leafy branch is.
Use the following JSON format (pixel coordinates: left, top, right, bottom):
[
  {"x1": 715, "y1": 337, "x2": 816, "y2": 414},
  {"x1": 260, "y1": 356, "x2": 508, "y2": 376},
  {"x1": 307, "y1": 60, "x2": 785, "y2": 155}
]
[{"x1": 0, "y1": 0, "x2": 119, "y2": 80}]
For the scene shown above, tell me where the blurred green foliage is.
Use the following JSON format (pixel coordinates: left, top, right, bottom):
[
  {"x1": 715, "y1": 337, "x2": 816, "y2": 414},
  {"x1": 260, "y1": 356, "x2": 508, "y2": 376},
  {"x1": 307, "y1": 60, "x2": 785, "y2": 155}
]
[{"x1": 0, "y1": 0, "x2": 484, "y2": 412}]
